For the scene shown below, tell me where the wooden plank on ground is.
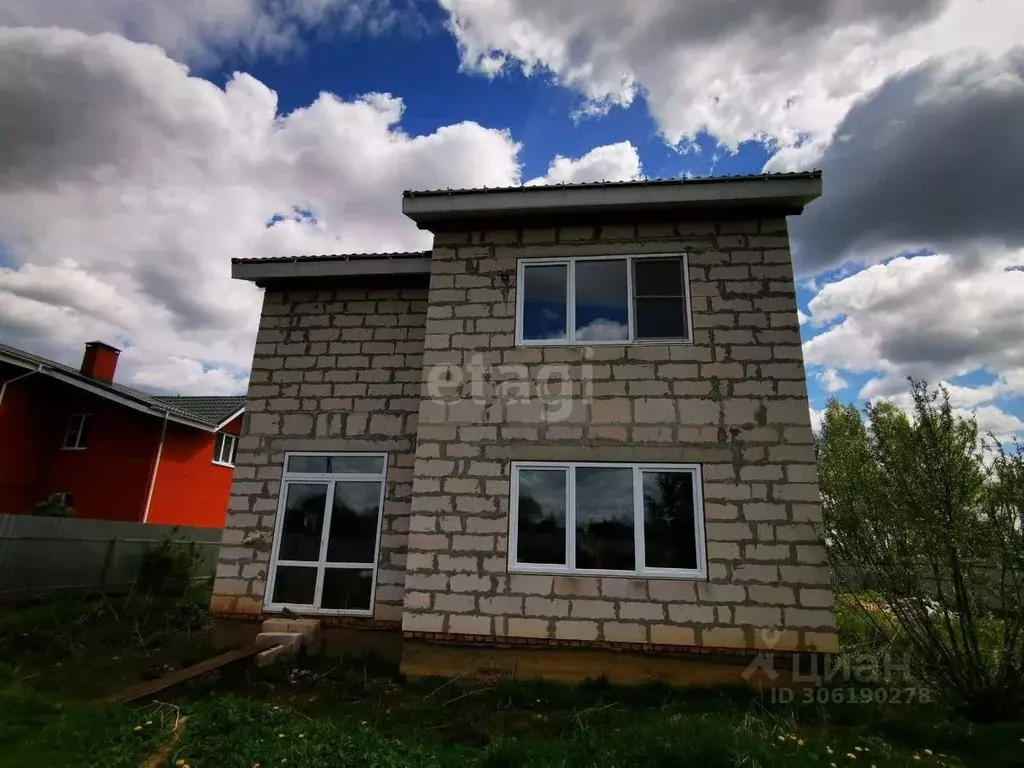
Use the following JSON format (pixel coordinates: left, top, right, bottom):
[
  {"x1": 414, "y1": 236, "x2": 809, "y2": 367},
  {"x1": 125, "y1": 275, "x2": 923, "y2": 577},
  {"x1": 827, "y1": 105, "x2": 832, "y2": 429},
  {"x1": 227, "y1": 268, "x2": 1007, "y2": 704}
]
[{"x1": 104, "y1": 641, "x2": 268, "y2": 704}]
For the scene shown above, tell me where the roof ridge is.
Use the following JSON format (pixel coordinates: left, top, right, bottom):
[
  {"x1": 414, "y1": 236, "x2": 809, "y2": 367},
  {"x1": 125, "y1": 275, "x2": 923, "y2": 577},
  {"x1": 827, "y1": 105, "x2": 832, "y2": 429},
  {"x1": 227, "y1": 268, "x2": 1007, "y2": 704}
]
[{"x1": 0, "y1": 340, "x2": 243, "y2": 428}]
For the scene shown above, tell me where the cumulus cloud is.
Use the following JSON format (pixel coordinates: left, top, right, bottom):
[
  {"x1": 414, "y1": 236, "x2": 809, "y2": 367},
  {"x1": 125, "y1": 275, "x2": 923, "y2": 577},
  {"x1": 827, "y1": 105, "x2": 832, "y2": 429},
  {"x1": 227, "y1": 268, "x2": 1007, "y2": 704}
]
[
  {"x1": 804, "y1": 253, "x2": 1024, "y2": 388},
  {"x1": 440, "y1": 0, "x2": 1022, "y2": 150},
  {"x1": 817, "y1": 369, "x2": 848, "y2": 394},
  {"x1": 803, "y1": 251, "x2": 1024, "y2": 437},
  {"x1": 0, "y1": 0, "x2": 412, "y2": 65},
  {"x1": 575, "y1": 320, "x2": 629, "y2": 342},
  {"x1": 785, "y1": 49, "x2": 1024, "y2": 272},
  {"x1": 526, "y1": 141, "x2": 641, "y2": 186},
  {"x1": 0, "y1": 27, "x2": 522, "y2": 393}
]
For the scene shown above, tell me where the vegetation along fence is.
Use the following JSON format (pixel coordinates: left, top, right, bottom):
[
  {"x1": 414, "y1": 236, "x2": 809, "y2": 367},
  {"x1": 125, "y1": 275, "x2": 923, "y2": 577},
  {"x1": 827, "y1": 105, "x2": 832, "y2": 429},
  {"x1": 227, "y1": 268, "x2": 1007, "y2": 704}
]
[{"x1": 0, "y1": 514, "x2": 220, "y2": 602}]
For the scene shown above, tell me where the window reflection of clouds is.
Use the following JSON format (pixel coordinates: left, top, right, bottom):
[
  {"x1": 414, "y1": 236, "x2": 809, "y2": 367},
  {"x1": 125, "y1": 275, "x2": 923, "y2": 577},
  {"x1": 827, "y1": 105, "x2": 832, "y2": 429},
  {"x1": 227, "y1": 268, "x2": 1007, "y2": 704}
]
[
  {"x1": 523, "y1": 264, "x2": 567, "y2": 340},
  {"x1": 519, "y1": 469, "x2": 565, "y2": 514},
  {"x1": 576, "y1": 319, "x2": 629, "y2": 341},
  {"x1": 575, "y1": 259, "x2": 628, "y2": 341}
]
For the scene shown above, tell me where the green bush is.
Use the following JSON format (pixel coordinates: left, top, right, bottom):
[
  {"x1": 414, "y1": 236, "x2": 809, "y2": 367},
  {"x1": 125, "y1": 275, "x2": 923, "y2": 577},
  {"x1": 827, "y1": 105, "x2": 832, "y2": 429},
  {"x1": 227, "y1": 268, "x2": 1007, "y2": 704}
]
[
  {"x1": 136, "y1": 538, "x2": 202, "y2": 597},
  {"x1": 27, "y1": 494, "x2": 75, "y2": 518},
  {"x1": 819, "y1": 379, "x2": 1024, "y2": 721}
]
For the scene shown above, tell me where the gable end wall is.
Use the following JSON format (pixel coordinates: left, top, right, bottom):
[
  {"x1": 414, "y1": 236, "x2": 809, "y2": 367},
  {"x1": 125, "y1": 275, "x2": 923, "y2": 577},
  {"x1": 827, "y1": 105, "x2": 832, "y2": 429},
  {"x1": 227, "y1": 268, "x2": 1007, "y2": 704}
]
[{"x1": 403, "y1": 218, "x2": 837, "y2": 653}]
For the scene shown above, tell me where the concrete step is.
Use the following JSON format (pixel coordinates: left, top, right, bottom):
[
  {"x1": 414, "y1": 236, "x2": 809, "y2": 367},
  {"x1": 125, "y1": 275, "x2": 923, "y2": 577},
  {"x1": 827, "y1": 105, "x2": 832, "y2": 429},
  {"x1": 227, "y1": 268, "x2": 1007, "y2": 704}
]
[
  {"x1": 251, "y1": 629, "x2": 307, "y2": 668},
  {"x1": 261, "y1": 618, "x2": 322, "y2": 654}
]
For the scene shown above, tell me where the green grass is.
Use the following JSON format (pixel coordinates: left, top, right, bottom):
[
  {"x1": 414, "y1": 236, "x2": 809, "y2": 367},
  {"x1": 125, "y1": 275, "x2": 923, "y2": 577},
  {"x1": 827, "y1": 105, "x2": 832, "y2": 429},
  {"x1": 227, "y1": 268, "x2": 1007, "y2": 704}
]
[
  {"x1": 1, "y1": 591, "x2": 1024, "y2": 766},
  {"x1": 0, "y1": 684, "x2": 167, "y2": 767}
]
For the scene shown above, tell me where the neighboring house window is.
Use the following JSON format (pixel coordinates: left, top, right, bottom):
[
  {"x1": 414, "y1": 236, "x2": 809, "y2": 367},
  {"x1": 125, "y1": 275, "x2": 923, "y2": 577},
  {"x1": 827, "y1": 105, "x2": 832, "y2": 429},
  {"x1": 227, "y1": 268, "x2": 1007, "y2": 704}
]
[
  {"x1": 516, "y1": 254, "x2": 693, "y2": 346},
  {"x1": 55, "y1": 492, "x2": 75, "y2": 508},
  {"x1": 510, "y1": 462, "x2": 706, "y2": 579},
  {"x1": 62, "y1": 414, "x2": 91, "y2": 449},
  {"x1": 265, "y1": 453, "x2": 388, "y2": 615},
  {"x1": 213, "y1": 432, "x2": 238, "y2": 467}
]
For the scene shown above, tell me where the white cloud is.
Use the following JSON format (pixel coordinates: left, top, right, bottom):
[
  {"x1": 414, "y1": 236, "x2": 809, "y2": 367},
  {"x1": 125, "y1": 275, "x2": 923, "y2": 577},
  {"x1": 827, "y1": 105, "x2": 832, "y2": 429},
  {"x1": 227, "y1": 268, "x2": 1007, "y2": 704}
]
[
  {"x1": 440, "y1": 0, "x2": 1024, "y2": 151},
  {"x1": 809, "y1": 406, "x2": 825, "y2": 434},
  {"x1": 0, "y1": 27, "x2": 523, "y2": 393},
  {"x1": 0, "y1": 0, "x2": 411, "y2": 65},
  {"x1": 802, "y1": 251, "x2": 1024, "y2": 437},
  {"x1": 967, "y1": 405, "x2": 1024, "y2": 438},
  {"x1": 526, "y1": 140, "x2": 641, "y2": 185},
  {"x1": 817, "y1": 368, "x2": 848, "y2": 393},
  {"x1": 575, "y1": 320, "x2": 629, "y2": 342},
  {"x1": 804, "y1": 252, "x2": 1024, "y2": 389},
  {"x1": 797, "y1": 308, "x2": 810, "y2": 325}
]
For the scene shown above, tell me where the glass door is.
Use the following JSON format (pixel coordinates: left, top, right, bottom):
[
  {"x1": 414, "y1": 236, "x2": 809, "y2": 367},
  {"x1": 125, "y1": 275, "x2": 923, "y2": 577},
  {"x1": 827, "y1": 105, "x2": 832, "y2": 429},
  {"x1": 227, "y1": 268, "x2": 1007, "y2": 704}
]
[{"x1": 265, "y1": 453, "x2": 387, "y2": 615}]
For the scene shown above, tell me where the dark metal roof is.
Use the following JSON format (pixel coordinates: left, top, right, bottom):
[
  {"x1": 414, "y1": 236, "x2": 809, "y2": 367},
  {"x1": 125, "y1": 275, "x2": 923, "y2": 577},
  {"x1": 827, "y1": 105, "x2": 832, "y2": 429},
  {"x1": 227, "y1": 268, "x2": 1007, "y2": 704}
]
[
  {"x1": 232, "y1": 251, "x2": 430, "y2": 266},
  {"x1": 403, "y1": 171, "x2": 821, "y2": 198},
  {"x1": 0, "y1": 341, "x2": 244, "y2": 429},
  {"x1": 153, "y1": 396, "x2": 246, "y2": 425}
]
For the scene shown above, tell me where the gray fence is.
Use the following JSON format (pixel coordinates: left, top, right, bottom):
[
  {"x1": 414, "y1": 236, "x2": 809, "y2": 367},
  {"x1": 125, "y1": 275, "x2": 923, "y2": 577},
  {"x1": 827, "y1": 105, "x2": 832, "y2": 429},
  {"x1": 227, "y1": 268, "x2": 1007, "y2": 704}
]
[{"x1": 0, "y1": 515, "x2": 221, "y2": 602}]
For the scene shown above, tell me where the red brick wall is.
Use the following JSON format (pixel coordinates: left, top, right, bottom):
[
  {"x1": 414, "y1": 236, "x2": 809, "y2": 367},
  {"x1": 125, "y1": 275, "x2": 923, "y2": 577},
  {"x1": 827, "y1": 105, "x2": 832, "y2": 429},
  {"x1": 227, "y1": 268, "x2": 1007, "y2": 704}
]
[
  {"x1": 0, "y1": 364, "x2": 156, "y2": 520},
  {"x1": 0, "y1": 363, "x2": 52, "y2": 514},
  {"x1": 147, "y1": 414, "x2": 241, "y2": 528},
  {"x1": 0, "y1": 362, "x2": 238, "y2": 527}
]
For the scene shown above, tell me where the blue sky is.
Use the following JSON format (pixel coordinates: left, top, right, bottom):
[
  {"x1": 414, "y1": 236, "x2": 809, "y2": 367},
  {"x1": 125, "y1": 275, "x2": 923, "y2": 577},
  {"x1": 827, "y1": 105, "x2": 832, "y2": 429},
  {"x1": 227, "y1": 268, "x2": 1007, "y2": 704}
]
[
  {"x1": 0, "y1": 1, "x2": 1021, "y2": 437},
  {"x1": 208, "y1": 13, "x2": 765, "y2": 183}
]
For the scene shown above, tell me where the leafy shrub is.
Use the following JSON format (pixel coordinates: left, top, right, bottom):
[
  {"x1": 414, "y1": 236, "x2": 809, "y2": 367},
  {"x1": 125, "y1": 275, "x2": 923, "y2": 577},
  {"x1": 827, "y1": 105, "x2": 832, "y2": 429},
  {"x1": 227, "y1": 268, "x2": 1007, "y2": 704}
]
[
  {"x1": 136, "y1": 538, "x2": 203, "y2": 597},
  {"x1": 819, "y1": 379, "x2": 1024, "y2": 721},
  {"x1": 27, "y1": 494, "x2": 74, "y2": 518}
]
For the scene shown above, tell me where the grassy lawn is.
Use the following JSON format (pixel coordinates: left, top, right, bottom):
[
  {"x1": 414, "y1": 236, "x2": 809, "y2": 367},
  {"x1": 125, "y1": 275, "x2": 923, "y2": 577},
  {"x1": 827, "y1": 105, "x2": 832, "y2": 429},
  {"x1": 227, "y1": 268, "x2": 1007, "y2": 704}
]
[{"x1": 2, "y1": 588, "x2": 1023, "y2": 767}]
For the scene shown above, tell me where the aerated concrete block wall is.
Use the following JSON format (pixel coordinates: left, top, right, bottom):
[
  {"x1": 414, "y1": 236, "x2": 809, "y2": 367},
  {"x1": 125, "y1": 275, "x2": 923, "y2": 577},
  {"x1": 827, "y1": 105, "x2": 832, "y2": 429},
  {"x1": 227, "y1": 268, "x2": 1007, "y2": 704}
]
[
  {"x1": 210, "y1": 282, "x2": 427, "y2": 622},
  {"x1": 402, "y1": 219, "x2": 838, "y2": 653}
]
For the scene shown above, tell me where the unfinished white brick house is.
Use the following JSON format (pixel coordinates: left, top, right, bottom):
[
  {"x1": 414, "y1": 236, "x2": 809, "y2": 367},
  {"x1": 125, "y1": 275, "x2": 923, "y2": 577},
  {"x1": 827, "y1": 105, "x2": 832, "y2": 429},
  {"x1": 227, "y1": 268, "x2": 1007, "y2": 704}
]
[{"x1": 211, "y1": 172, "x2": 837, "y2": 682}]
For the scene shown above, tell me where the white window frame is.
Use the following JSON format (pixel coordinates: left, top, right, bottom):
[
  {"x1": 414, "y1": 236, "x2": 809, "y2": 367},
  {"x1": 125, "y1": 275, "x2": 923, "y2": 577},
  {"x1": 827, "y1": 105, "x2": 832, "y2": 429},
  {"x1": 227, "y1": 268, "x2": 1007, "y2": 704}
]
[
  {"x1": 264, "y1": 451, "x2": 388, "y2": 617},
  {"x1": 54, "y1": 492, "x2": 75, "y2": 507},
  {"x1": 62, "y1": 413, "x2": 90, "y2": 450},
  {"x1": 514, "y1": 253, "x2": 694, "y2": 347},
  {"x1": 213, "y1": 432, "x2": 238, "y2": 467},
  {"x1": 509, "y1": 461, "x2": 707, "y2": 580}
]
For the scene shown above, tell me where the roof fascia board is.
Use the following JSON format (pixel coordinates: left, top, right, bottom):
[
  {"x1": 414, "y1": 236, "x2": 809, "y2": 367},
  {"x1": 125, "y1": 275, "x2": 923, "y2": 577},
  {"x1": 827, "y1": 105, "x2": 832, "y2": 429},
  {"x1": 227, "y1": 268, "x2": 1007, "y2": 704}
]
[
  {"x1": 0, "y1": 351, "x2": 216, "y2": 432},
  {"x1": 214, "y1": 407, "x2": 246, "y2": 430},
  {"x1": 403, "y1": 176, "x2": 821, "y2": 226},
  {"x1": 232, "y1": 256, "x2": 432, "y2": 282}
]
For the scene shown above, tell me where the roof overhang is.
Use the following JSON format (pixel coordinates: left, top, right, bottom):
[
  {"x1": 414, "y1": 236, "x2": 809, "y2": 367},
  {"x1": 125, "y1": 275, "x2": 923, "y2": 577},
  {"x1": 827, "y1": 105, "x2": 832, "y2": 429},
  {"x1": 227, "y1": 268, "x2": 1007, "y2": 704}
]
[
  {"x1": 232, "y1": 254, "x2": 432, "y2": 283},
  {"x1": 403, "y1": 174, "x2": 822, "y2": 230},
  {"x1": 0, "y1": 351, "x2": 226, "y2": 433},
  {"x1": 214, "y1": 407, "x2": 246, "y2": 430}
]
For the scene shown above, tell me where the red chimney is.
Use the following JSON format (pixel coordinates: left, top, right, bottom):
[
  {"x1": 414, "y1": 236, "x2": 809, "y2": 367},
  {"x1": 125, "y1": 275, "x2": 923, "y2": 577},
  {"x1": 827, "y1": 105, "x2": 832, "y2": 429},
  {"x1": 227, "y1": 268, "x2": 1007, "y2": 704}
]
[{"x1": 81, "y1": 341, "x2": 121, "y2": 382}]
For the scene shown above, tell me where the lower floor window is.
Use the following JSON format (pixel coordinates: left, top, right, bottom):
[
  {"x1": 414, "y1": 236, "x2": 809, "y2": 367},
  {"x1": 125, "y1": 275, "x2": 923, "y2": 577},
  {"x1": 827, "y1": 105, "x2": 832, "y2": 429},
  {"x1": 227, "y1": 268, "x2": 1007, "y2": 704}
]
[
  {"x1": 510, "y1": 462, "x2": 706, "y2": 579},
  {"x1": 265, "y1": 452, "x2": 387, "y2": 614}
]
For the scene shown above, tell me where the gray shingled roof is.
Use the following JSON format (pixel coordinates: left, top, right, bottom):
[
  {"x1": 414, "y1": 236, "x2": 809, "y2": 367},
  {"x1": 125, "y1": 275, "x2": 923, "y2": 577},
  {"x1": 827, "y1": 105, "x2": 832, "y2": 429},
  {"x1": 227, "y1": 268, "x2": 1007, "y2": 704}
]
[
  {"x1": 152, "y1": 396, "x2": 246, "y2": 426},
  {"x1": 232, "y1": 250, "x2": 430, "y2": 266},
  {"x1": 0, "y1": 341, "x2": 244, "y2": 430},
  {"x1": 402, "y1": 170, "x2": 822, "y2": 197}
]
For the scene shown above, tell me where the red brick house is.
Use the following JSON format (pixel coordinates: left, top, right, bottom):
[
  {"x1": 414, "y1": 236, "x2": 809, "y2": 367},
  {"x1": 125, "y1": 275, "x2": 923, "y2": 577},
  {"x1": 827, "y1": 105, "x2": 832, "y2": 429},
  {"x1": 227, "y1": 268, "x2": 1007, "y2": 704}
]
[{"x1": 0, "y1": 340, "x2": 244, "y2": 528}]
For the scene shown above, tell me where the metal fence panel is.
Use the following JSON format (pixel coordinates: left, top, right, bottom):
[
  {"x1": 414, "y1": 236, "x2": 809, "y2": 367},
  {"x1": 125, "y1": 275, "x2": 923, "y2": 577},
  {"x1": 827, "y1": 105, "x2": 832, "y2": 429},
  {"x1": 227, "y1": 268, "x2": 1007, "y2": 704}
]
[{"x1": 0, "y1": 515, "x2": 221, "y2": 601}]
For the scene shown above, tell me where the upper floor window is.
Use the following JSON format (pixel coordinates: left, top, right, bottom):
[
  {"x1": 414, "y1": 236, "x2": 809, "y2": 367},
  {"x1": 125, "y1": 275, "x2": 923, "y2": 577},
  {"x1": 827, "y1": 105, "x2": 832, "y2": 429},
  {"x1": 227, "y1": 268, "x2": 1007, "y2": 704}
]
[
  {"x1": 213, "y1": 432, "x2": 238, "y2": 467},
  {"x1": 62, "y1": 414, "x2": 91, "y2": 450},
  {"x1": 515, "y1": 254, "x2": 692, "y2": 346}
]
